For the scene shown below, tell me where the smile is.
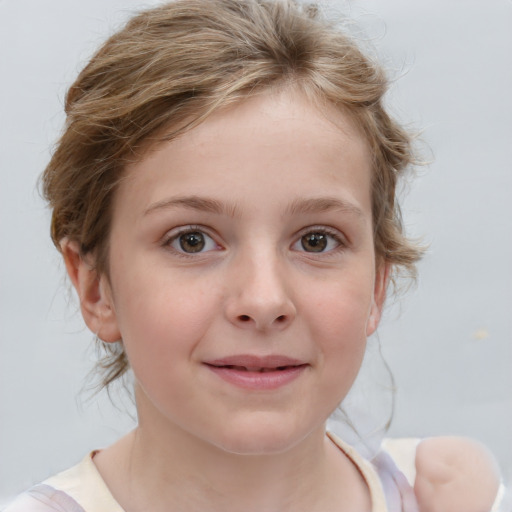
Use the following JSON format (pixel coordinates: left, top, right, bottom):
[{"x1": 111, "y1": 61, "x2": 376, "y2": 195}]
[
  {"x1": 211, "y1": 365, "x2": 298, "y2": 373},
  {"x1": 203, "y1": 355, "x2": 308, "y2": 390}
]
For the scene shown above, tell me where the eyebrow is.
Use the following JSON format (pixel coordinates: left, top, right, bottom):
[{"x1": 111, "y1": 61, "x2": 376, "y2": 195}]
[
  {"x1": 285, "y1": 197, "x2": 364, "y2": 218},
  {"x1": 144, "y1": 195, "x2": 364, "y2": 219},
  {"x1": 144, "y1": 195, "x2": 241, "y2": 217}
]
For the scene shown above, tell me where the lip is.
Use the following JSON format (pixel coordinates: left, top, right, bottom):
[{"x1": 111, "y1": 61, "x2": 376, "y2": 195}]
[{"x1": 203, "y1": 354, "x2": 308, "y2": 390}]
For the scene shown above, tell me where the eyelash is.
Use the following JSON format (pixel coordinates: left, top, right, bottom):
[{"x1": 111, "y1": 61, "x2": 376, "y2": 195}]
[
  {"x1": 292, "y1": 226, "x2": 346, "y2": 255},
  {"x1": 161, "y1": 225, "x2": 220, "y2": 258},
  {"x1": 161, "y1": 225, "x2": 346, "y2": 258}
]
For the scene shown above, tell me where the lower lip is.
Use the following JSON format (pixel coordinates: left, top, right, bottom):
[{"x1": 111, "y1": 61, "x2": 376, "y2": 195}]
[{"x1": 205, "y1": 364, "x2": 307, "y2": 390}]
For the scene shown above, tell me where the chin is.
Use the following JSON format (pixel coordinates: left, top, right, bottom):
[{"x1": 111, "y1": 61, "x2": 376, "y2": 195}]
[
  {"x1": 207, "y1": 415, "x2": 315, "y2": 456},
  {"x1": 215, "y1": 435, "x2": 297, "y2": 456}
]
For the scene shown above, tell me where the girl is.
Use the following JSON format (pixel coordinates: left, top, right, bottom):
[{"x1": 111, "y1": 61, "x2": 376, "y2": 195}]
[{"x1": 4, "y1": 1, "x2": 506, "y2": 511}]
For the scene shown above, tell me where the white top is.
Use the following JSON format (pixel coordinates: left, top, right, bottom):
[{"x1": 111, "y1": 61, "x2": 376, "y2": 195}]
[{"x1": 3, "y1": 435, "x2": 507, "y2": 512}]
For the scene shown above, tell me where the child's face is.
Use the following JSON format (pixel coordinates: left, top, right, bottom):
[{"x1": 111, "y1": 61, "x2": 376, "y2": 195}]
[{"x1": 89, "y1": 89, "x2": 387, "y2": 454}]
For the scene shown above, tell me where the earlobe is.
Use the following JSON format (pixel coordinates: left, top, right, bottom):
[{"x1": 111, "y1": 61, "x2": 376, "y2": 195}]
[
  {"x1": 60, "y1": 239, "x2": 121, "y2": 343},
  {"x1": 366, "y1": 263, "x2": 391, "y2": 336}
]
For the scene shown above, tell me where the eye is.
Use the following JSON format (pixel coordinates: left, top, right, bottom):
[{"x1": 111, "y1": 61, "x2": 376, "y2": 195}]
[
  {"x1": 167, "y1": 229, "x2": 219, "y2": 254},
  {"x1": 292, "y1": 229, "x2": 342, "y2": 253}
]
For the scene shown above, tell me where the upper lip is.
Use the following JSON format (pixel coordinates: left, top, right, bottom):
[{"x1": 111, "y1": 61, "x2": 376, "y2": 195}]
[{"x1": 204, "y1": 354, "x2": 306, "y2": 370}]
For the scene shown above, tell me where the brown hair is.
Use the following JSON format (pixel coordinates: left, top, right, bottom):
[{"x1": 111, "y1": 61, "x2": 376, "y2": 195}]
[{"x1": 43, "y1": 0, "x2": 423, "y2": 389}]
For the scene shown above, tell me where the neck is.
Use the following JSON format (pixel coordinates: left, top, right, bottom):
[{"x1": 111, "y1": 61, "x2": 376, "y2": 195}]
[
  {"x1": 93, "y1": 407, "x2": 370, "y2": 512},
  {"x1": 143, "y1": 425, "x2": 325, "y2": 509}
]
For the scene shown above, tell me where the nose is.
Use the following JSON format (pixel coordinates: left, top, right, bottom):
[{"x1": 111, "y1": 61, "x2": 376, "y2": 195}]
[{"x1": 224, "y1": 251, "x2": 296, "y2": 332}]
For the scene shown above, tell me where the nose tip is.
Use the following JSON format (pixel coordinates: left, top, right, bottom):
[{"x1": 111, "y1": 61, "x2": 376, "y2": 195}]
[{"x1": 225, "y1": 263, "x2": 296, "y2": 331}]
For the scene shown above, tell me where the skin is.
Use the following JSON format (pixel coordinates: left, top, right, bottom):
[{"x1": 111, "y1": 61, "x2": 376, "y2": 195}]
[
  {"x1": 415, "y1": 437, "x2": 501, "y2": 512},
  {"x1": 63, "y1": 88, "x2": 386, "y2": 512},
  {"x1": 61, "y1": 88, "x2": 501, "y2": 511}
]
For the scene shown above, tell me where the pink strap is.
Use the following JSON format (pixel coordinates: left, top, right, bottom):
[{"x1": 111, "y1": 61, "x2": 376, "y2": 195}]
[{"x1": 372, "y1": 451, "x2": 419, "y2": 512}]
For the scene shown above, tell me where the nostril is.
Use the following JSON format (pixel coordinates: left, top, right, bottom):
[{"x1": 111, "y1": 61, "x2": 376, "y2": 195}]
[
  {"x1": 239, "y1": 315, "x2": 251, "y2": 322},
  {"x1": 276, "y1": 315, "x2": 286, "y2": 323}
]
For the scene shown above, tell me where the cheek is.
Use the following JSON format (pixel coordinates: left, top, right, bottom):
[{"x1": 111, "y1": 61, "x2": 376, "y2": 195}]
[
  {"x1": 110, "y1": 271, "x2": 221, "y2": 374},
  {"x1": 305, "y1": 277, "x2": 374, "y2": 380},
  {"x1": 307, "y1": 276, "x2": 374, "y2": 339}
]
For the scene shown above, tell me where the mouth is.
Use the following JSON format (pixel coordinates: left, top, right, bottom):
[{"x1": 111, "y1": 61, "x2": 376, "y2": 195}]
[
  {"x1": 206, "y1": 364, "x2": 302, "y2": 373},
  {"x1": 203, "y1": 355, "x2": 308, "y2": 390},
  {"x1": 204, "y1": 354, "x2": 306, "y2": 371}
]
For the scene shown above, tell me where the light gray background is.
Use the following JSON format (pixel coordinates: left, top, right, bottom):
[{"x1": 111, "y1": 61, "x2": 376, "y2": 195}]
[{"x1": 1, "y1": 0, "x2": 511, "y2": 504}]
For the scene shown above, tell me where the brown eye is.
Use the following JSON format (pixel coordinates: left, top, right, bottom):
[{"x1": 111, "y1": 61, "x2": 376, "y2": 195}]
[
  {"x1": 301, "y1": 233, "x2": 328, "y2": 252},
  {"x1": 168, "y1": 228, "x2": 219, "y2": 255},
  {"x1": 178, "y1": 232, "x2": 206, "y2": 253}
]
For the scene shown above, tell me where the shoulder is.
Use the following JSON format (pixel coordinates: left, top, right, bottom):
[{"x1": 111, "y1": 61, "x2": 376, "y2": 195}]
[
  {"x1": 2, "y1": 484, "x2": 84, "y2": 512},
  {"x1": 3, "y1": 452, "x2": 122, "y2": 512},
  {"x1": 382, "y1": 436, "x2": 503, "y2": 512},
  {"x1": 414, "y1": 435, "x2": 499, "y2": 474},
  {"x1": 414, "y1": 436, "x2": 501, "y2": 512},
  {"x1": 382, "y1": 436, "x2": 501, "y2": 484}
]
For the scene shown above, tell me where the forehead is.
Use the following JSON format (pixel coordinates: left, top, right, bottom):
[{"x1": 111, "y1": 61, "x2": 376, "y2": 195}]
[
  {"x1": 168, "y1": 88, "x2": 369, "y2": 164},
  {"x1": 118, "y1": 89, "x2": 372, "y2": 219}
]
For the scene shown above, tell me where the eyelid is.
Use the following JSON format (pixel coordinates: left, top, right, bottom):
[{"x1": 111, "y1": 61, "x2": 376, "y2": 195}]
[
  {"x1": 291, "y1": 226, "x2": 347, "y2": 253},
  {"x1": 161, "y1": 225, "x2": 222, "y2": 256}
]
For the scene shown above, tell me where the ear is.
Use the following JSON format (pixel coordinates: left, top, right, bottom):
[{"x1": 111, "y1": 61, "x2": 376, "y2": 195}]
[
  {"x1": 366, "y1": 262, "x2": 390, "y2": 337},
  {"x1": 61, "y1": 239, "x2": 121, "y2": 343}
]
